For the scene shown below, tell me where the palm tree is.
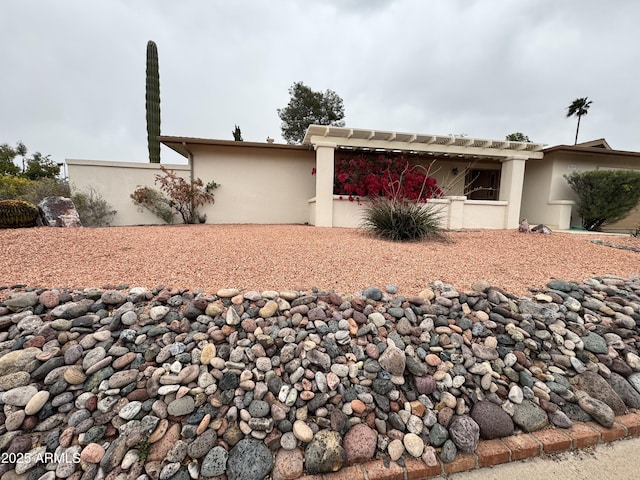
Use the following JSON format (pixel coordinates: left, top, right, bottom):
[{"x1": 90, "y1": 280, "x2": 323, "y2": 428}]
[{"x1": 566, "y1": 97, "x2": 592, "y2": 145}]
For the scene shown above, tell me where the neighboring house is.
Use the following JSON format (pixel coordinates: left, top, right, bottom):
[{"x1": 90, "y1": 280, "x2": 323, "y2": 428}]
[
  {"x1": 66, "y1": 126, "x2": 640, "y2": 232},
  {"x1": 520, "y1": 139, "x2": 640, "y2": 232}
]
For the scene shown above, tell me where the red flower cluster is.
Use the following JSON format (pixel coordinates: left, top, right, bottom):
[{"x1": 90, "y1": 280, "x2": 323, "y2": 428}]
[{"x1": 315, "y1": 154, "x2": 442, "y2": 202}]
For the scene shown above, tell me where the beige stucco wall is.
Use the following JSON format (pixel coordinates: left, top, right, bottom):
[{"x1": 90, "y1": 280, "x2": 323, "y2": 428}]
[
  {"x1": 190, "y1": 144, "x2": 316, "y2": 224},
  {"x1": 329, "y1": 196, "x2": 367, "y2": 228},
  {"x1": 66, "y1": 160, "x2": 190, "y2": 226},
  {"x1": 413, "y1": 158, "x2": 464, "y2": 196},
  {"x1": 309, "y1": 196, "x2": 510, "y2": 229},
  {"x1": 462, "y1": 200, "x2": 509, "y2": 229},
  {"x1": 520, "y1": 160, "x2": 558, "y2": 227},
  {"x1": 315, "y1": 197, "x2": 451, "y2": 229}
]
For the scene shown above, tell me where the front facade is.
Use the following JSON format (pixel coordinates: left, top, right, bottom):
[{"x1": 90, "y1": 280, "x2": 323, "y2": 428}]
[
  {"x1": 301, "y1": 125, "x2": 544, "y2": 229},
  {"x1": 66, "y1": 127, "x2": 640, "y2": 232},
  {"x1": 160, "y1": 138, "x2": 316, "y2": 225}
]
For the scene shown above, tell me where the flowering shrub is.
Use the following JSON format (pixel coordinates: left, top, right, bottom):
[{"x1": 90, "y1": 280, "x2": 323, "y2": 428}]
[
  {"x1": 314, "y1": 154, "x2": 442, "y2": 202},
  {"x1": 131, "y1": 166, "x2": 219, "y2": 224}
]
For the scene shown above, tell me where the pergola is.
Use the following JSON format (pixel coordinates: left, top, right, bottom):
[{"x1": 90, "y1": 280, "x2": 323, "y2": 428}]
[{"x1": 302, "y1": 125, "x2": 545, "y2": 228}]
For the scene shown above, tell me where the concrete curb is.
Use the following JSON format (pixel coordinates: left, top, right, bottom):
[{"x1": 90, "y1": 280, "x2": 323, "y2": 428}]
[{"x1": 299, "y1": 412, "x2": 640, "y2": 480}]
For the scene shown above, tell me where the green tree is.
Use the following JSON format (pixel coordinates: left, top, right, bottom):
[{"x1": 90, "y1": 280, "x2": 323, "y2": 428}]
[
  {"x1": 232, "y1": 125, "x2": 243, "y2": 141},
  {"x1": 146, "y1": 40, "x2": 161, "y2": 163},
  {"x1": 0, "y1": 143, "x2": 59, "y2": 179},
  {"x1": 277, "y1": 81, "x2": 345, "y2": 144},
  {"x1": 565, "y1": 169, "x2": 640, "y2": 231},
  {"x1": 0, "y1": 142, "x2": 24, "y2": 176},
  {"x1": 566, "y1": 97, "x2": 592, "y2": 145},
  {"x1": 505, "y1": 132, "x2": 531, "y2": 142},
  {"x1": 23, "y1": 152, "x2": 60, "y2": 180}
]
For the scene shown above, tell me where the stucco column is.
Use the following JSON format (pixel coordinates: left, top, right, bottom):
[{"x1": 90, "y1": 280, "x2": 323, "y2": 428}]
[
  {"x1": 314, "y1": 142, "x2": 337, "y2": 227},
  {"x1": 498, "y1": 157, "x2": 527, "y2": 229}
]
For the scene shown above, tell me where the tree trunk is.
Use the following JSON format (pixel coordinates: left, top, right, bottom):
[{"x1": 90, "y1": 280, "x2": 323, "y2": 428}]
[{"x1": 574, "y1": 115, "x2": 581, "y2": 145}]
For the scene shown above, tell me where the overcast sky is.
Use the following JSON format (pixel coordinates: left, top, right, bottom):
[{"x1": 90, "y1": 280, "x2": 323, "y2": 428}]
[{"x1": 2, "y1": 0, "x2": 638, "y2": 166}]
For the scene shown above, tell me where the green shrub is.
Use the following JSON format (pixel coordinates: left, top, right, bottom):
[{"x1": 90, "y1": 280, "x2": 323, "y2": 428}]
[
  {"x1": 0, "y1": 199, "x2": 40, "y2": 228},
  {"x1": 359, "y1": 162, "x2": 446, "y2": 242},
  {"x1": 361, "y1": 197, "x2": 446, "y2": 242},
  {"x1": 0, "y1": 176, "x2": 71, "y2": 204},
  {"x1": 21, "y1": 178, "x2": 71, "y2": 205},
  {"x1": 130, "y1": 185, "x2": 175, "y2": 224},
  {"x1": 71, "y1": 186, "x2": 117, "y2": 227},
  {"x1": 565, "y1": 169, "x2": 640, "y2": 231},
  {"x1": 0, "y1": 175, "x2": 34, "y2": 200}
]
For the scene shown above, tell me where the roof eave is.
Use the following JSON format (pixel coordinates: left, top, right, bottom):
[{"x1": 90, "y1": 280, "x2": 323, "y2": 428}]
[
  {"x1": 543, "y1": 144, "x2": 640, "y2": 157},
  {"x1": 159, "y1": 136, "x2": 312, "y2": 158}
]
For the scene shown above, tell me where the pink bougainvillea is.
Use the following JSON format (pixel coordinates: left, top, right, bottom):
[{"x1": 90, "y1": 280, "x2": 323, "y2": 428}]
[{"x1": 312, "y1": 154, "x2": 442, "y2": 202}]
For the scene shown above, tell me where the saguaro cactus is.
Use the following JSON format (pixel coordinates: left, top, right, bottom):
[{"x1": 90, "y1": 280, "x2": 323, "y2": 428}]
[{"x1": 146, "y1": 40, "x2": 161, "y2": 164}]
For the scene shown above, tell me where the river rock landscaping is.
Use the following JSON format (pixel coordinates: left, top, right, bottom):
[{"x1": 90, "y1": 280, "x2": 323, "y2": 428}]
[{"x1": 1, "y1": 275, "x2": 640, "y2": 480}]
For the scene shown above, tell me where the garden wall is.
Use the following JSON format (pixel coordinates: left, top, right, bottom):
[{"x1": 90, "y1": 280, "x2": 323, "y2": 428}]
[
  {"x1": 308, "y1": 196, "x2": 509, "y2": 229},
  {"x1": 67, "y1": 143, "x2": 316, "y2": 227},
  {"x1": 66, "y1": 160, "x2": 190, "y2": 226}
]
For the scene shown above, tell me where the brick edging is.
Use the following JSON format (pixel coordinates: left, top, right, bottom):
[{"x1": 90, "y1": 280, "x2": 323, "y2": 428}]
[{"x1": 299, "y1": 412, "x2": 640, "y2": 480}]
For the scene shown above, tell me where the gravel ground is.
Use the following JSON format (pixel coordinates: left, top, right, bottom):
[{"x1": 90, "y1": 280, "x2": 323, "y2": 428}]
[{"x1": 1, "y1": 225, "x2": 639, "y2": 297}]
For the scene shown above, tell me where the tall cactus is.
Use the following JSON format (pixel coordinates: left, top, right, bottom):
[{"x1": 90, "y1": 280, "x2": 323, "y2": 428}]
[{"x1": 146, "y1": 40, "x2": 161, "y2": 164}]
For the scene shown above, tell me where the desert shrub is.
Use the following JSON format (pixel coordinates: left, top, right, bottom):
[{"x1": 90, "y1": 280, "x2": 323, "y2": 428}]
[
  {"x1": 20, "y1": 178, "x2": 71, "y2": 205},
  {"x1": 130, "y1": 186, "x2": 175, "y2": 224},
  {"x1": 361, "y1": 197, "x2": 445, "y2": 242},
  {"x1": 71, "y1": 186, "x2": 117, "y2": 227},
  {"x1": 131, "y1": 166, "x2": 219, "y2": 224},
  {"x1": 0, "y1": 176, "x2": 72, "y2": 204},
  {"x1": 0, "y1": 175, "x2": 34, "y2": 200},
  {"x1": 565, "y1": 169, "x2": 640, "y2": 231},
  {"x1": 360, "y1": 163, "x2": 446, "y2": 242},
  {"x1": 0, "y1": 175, "x2": 115, "y2": 227},
  {"x1": 0, "y1": 199, "x2": 40, "y2": 228}
]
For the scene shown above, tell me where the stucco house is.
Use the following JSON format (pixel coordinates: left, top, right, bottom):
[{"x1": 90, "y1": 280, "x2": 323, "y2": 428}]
[{"x1": 66, "y1": 126, "x2": 640, "y2": 232}]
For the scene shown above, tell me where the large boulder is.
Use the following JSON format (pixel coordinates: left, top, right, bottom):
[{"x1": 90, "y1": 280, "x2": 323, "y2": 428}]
[
  {"x1": 343, "y1": 423, "x2": 377, "y2": 465},
  {"x1": 574, "y1": 371, "x2": 627, "y2": 415},
  {"x1": 448, "y1": 415, "x2": 480, "y2": 452},
  {"x1": 305, "y1": 430, "x2": 345, "y2": 475},
  {"x1": 470, "y1": 401, "x2": 515, "y2": 439},
  {"x1": 38, "y1": 196, "x2": 82, "y2": 227},
  {"x1": 226, "y1": 439, "x2": 274, "y2": 480},
  {"x1": 511, "y1": 400, "x2": 549, "y2": 433}
]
